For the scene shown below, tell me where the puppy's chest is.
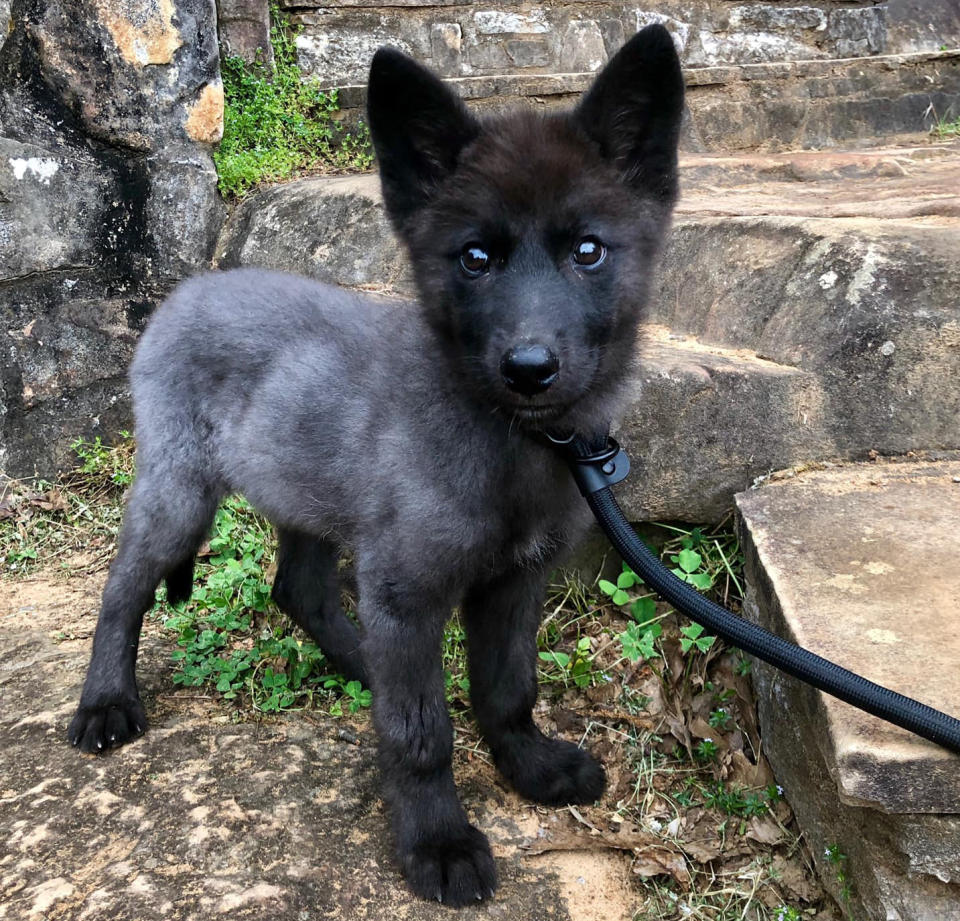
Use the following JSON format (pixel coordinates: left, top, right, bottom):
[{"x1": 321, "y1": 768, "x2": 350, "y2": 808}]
[{"x1": 492, "y1": 478, "x2": 591, "y2": 569}]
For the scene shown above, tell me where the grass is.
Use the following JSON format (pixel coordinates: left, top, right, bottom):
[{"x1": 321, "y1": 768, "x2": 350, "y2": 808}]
[
  {"x1": 214, "y1": 4, "x2": 374, "y2": 198},
  {"x1": 0, "y1": 437, "x2": 835, "y2": 919},
  {"x1": 932, "y1": 115, "x2": 960, "y2": 139}
]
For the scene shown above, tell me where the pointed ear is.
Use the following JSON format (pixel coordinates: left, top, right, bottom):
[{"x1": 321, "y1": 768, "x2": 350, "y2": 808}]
[
  {"x1": 367, "y1": 47, "x2": 481, "y2": 232},
  {"x1": 573, "y1": 24, "x2": 685, "y2": 202}
]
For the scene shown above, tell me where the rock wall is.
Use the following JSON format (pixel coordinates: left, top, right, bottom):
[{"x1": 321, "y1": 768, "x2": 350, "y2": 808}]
[
  {"x1": 287, "y1": 0, "x2": 900, "y2": 87},
  {"x1": 0, "y1": 0, "x2": 225, "y2": 476},
  {"x1": 1, "y1": 0, "x2": 958, "y2": 479}
]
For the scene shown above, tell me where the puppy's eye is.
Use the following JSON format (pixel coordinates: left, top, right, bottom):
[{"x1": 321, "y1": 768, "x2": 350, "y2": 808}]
[
  {"x1": 572, "y1": 236, "x2": 606, "y2": 268},
  {"x1": 460, "y1": 244, "x2": 490, "y2": 277}
]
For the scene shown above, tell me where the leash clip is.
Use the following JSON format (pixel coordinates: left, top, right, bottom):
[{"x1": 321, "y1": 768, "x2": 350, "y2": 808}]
[{"x1": 543, "y1": 431, "x2": 632, "y2": 496}]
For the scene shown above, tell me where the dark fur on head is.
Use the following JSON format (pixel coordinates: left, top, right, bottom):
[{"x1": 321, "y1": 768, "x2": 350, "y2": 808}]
[
  {"x1": 368, "y1": 25, "x2": 684, "y2": 434},
  {"x1": 68, "y1": 28, "x2": 685, "y2": 909}
]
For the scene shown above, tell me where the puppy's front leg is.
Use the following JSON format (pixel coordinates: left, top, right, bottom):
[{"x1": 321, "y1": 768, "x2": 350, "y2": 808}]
[
  {"x1": 463, "y1": 568, "x2": 606, "y2": 805},
  {"x1": 358, "y1": 574, "x2": 497, "y2": 905}
]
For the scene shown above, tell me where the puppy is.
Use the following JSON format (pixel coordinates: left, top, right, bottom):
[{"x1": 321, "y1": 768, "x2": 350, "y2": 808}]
[{"x1": 68, "y1": 25, "x2": 684, "y2": 906}]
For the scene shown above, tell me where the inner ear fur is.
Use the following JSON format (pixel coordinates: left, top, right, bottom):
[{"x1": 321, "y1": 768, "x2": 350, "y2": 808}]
[
  {"x1": 367, "y1": 47, "x2": 481, "y2": 232},
  {"x1": 573, "y1": 24, "x2": 685, "y2": 202}
]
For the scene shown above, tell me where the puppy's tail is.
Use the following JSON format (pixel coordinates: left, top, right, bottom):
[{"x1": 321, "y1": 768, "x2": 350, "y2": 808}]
[{"x1": 165, "y1": 557, "x2": 196, "y2": 605}]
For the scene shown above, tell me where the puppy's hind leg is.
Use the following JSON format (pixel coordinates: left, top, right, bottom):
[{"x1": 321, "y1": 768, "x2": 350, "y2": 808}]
[
  {"x1": 271, "y1": 530, "x2": 368, "y2": 685},
  {"x1": 68, "y1": 474, "x2": 219, "y2": 754}
]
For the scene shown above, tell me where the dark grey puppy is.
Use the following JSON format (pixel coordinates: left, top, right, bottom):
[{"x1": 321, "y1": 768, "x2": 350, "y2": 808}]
[{"x1": 68, "y1": 25, "x2": 684, "y2": 906}]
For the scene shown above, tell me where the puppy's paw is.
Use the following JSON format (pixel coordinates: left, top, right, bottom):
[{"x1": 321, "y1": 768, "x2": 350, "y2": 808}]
[
  {"x1": 400, "y1": 824, "x2": 498, "y2": 907},
  {"x1": 67, "y1": 697, "x2": 147, "y2": 754},
  {"x1": 498, "y1": 734, "x2": 606, "y2": 806}
]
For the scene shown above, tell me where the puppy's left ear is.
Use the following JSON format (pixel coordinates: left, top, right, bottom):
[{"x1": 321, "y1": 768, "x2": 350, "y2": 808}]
[
  {"x1": 367, "y1": 47, "x2": 481, "y2": 233},
  {"x1": 574, "y1": 24, "x2": 685, "y2": 202}
]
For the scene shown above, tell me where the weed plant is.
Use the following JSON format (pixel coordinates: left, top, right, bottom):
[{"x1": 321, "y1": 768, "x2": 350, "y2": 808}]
[{"x1": 215, "y1": 6, "x2": 374, "y2": 198}]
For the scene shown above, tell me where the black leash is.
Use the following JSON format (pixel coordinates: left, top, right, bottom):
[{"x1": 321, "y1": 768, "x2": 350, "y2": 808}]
[{"x1": 545, "y1": 430, "x2": 960, "y2": 754}]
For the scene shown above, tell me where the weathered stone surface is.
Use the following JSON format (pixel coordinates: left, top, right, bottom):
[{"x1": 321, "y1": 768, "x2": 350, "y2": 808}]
[
  {"x1": 652, "y1": 175, "x2": 960, "y2": 462},
  {"x1": 559, "y1": 21, "x2": 606, "y2": 73},
  {"x1": 886, "y1": 0, "x2": 960, "y2": 54},
  {"x1": 217, "y1": 0, "x2": 273, "y2": 65},
  {"x1": 0, "y1": 572, "x2": 639, "y2": 921},
  {"x1": 215, "y1": 175, "x2": 412, "y2": 292},
  {"x1": 333, "y1": 50, "x2": 960, "y2": 152},
  {"x1": 430, "y1": 21, "x2": 462, "y2": 74},
  {"x1": 290, "y1": 0, "x2": 905, "y2": 85},
  {"x1": 0, "y1": 0, "x2": 10, "y2": 54},
  {"x1": 737, "y1": 460, "x2": 960, "y2": 919},
  {"x1": 212, "y1": 146, "x2": 960, "y2": 521},
  {"x1": 0, "y1": 0, "x2": 226, "y2": 476},
  {"x1": 145, "y1": 146, "x2": 226, "y2": 279},
  {"x1": 0, "y1": 137, "x2": 110, "y2": 280},
  {"x1": 31, "y1": 0, "x2": 222, "y2": 152},
  {"x1": 615, "y1": 329, "x2": 833, "y2": 522}
]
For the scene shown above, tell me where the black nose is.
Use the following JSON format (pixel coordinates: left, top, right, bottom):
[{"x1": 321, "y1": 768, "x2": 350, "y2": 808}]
[{"x1": 500, "y1": 345, "x2": 560, "y2": 396}]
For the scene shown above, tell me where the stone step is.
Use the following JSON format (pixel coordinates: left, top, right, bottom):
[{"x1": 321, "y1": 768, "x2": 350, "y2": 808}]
[
  {"x1": 330, "y1": 50, "x2": 960, "y2": 152},
  {"x1": 214, "y1": 144, "x2": 960, "y2": 519},
  {"x1": 736, "y1": 459, "x2": 960, "y2": 920},
  {"x1": 283, "y1": 0, "x2": 956, "y2": 85}
]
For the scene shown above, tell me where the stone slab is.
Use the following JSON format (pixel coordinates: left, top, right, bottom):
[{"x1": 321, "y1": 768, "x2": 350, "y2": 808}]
[
  {"x1": 287, "y1": 0, "x2": 895, "y2": 85},
  {"x1": 331, "y1": 50, "x2": 960, "y2": 152},
  {"x1": 211, "y1": 147, "x2": 960, "y2": 521},
  {"x1": 737, "y1": 460, "x2": 960, "y2": 919},
  {"x1": 886, "y1": 0, "x2": 960, "y2": 55},
  {"x1": 737, "y1": 460, "x2": 960, "y2": 813}
]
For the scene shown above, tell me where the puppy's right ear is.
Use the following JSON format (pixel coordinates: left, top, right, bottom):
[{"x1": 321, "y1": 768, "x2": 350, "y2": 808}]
[{"x1": 367, "y1": 48, "x2": 480, "y2": 233}]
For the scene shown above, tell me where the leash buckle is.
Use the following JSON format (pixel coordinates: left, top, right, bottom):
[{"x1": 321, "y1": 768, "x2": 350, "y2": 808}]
[{"x1": 543, "y1": 431, "x2": 632, "y2": 496}]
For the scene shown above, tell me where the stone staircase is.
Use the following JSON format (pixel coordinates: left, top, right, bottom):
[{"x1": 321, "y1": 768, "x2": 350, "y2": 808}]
[
  {"x1": 288, "y1": 0, "x2": 960, "y2": 149},
  {"x1": 211, "y1": 9, "x2": 960, "y2": 917},
  {"x1": 215, "y1": 145, "x2": 960, "y2": 523}
]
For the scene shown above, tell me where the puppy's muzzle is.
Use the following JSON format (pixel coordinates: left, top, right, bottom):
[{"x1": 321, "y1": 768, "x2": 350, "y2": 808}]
[{"x1": 500, "y1": 345, "x2": 559, "y2": 396}]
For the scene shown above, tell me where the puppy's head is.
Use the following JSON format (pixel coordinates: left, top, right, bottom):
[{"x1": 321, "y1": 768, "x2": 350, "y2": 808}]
[{"x1": 367, "y1": 26, "x2": 684, "y2": 430}]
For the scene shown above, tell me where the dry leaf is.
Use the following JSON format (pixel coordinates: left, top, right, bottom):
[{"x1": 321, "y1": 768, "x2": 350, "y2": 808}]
[
  {"x1": 746, "y1": 814, "x2": 786, "y2": 846},
  {"x1": 632, "y1": 847, "x2": 691, "y2": 887},
  {"x1": 769, "y1": 855, "x2": 821, "y2": 903},
  {"x1": 37, "y1": 488, "x2": 68, "y2": 513},
  {"x1": 726, "y1": 750, "x2": 774, "y2": 789}
]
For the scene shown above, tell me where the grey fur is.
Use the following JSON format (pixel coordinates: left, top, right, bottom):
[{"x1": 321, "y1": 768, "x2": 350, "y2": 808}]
[{"x1": 68, "y1": 25, "x2": 685, "y2": 906}]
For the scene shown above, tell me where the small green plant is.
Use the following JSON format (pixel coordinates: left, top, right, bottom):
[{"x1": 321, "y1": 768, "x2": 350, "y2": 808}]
[
  {"x1": 660, "y1": 522, "x2": 745, "y2": 603},
  {"x1": 679, "y1": 622, "x2": 716, "y2": 655},
  {"x1": 160, "y1": 495, "x2": 367, "y2": 715},
  {"x1": 538, "y1": 635, "x2": 596, "y2": 688},
  {"x1": 442, "y1": 616, "x2": 471, "y2": 705},
  {"x1": 773, "y1": 907, "x2": 803, "y2": 921},
  {"x1": 215, "y1": 6, "x2": 373, "y2": 197},
  {"x1": 600, "y1": 563, "x2": 666, "y2": 665},
  {"x1": 71, "y1": 433, "x2": 135, "y2": 487},
  {"x1": 325, "y1": 677, "x2": 373, "y2": 715},
  {"x1": 825, "y1": 843, "x2": 855, "y2": 908},
  {"x1": 694, "y1": 738, "x2": 719, "y2": 762},
  {"x1": 932, "y1": 115, "x2": 960, "y2": 138},
  {"x1": 708, "y1": 707, "x2": 732, "y2": 730},
  {"x1": 700, "y1": 780, "x2": 774, "y2": 817},
  {"x1": 671, "y1": 546, "x2": 715, "y2": 590}
]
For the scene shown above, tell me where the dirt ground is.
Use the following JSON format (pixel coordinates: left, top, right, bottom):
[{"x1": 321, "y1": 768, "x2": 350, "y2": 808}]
[
  {"x1": 0, "y1": 566, "x2": 649, "y2": 921},
  {"x1": 0, "y1": 512, "x2": 840, "y2": 921}
]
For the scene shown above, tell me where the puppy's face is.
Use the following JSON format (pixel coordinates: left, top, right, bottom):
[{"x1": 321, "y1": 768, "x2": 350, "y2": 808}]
[{"x1": 368, "y1": 27, "x2": 685, "y2": 429}]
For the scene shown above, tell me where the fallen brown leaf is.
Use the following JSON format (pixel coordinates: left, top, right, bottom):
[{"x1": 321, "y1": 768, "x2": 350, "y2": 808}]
[
  {"x1": 632, "y1": 846, "x2": 691, "y2": 887},
  {"x1": 746, "y1": 814, "x2": 786, "y2": 846}
]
